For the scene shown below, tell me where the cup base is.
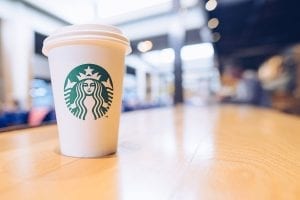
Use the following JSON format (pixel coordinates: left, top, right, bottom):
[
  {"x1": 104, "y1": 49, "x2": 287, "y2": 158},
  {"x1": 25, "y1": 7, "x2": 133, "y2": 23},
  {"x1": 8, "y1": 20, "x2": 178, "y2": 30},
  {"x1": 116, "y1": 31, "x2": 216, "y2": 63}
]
[{"x1": 59, "y1": 149, "x2": 117, "y2": 158}]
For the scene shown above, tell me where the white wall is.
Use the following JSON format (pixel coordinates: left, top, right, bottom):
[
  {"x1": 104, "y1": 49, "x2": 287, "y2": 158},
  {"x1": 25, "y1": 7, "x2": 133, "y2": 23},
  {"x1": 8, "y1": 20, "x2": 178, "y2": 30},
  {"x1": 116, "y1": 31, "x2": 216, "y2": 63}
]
[
  {"x1": 0, "y1": 0, "x2": 65, "y2": 35},
  {"x1": 0, "y1": 0, "x2": 65, "y2": 110},
  {"x1": 0, "y1": 19, "x2": 33, "y2": 109}
]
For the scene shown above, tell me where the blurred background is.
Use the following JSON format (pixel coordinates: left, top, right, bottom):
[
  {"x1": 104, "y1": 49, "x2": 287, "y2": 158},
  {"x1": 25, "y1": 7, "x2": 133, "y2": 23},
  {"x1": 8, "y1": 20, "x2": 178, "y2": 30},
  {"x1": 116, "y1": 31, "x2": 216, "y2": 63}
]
[{"x1": 0, "y1": 0, "x2": 300, "y2": 129}]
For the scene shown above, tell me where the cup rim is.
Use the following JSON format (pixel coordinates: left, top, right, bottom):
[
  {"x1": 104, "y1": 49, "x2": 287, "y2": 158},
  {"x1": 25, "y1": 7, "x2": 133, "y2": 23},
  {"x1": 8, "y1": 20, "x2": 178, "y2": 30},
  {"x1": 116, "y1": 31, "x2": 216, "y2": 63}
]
[{"x1": 42, "y1": 24, "x2": 131, "y2": 56}]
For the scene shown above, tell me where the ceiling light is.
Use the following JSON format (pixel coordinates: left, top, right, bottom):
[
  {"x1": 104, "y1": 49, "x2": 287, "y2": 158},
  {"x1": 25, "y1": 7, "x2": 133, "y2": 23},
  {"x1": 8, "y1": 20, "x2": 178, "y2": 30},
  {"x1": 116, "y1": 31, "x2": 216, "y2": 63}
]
[
  {"x1": 208, "y1": 18, "x2": 219, "y2": 29},
  {"x1": 137, "y1": 40, "x2": 153, "y2": 53},
  {"x1": 181, "y1": 43, "x2": 214, "y2": 60},
  {"x1": 212, "y1": 32, "x2": 221, "y2": 42},
  {"x1": 160, "y1": 48, "x2": 175, "y2": 63},
  {"x1": 205, "y1": 0, "x2": 217, "y2": 11},
  {"x1": 141, "y1": 48, "x2": 175, "y2": 65}
]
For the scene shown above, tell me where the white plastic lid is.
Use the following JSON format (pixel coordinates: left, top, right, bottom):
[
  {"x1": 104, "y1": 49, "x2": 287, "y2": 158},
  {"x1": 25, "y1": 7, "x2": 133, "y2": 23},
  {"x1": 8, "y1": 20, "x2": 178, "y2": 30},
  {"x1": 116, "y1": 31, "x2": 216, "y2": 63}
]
[{"x1": 42, "y1": 24, "x2": 131, "y2": 56}]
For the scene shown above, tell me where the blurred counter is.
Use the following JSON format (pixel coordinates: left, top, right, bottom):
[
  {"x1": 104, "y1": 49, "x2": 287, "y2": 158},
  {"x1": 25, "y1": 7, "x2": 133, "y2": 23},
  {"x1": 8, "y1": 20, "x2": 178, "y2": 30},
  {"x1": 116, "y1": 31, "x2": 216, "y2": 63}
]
[{"x1": 0, "y1": 105, "x2": 299, "y2": 199}]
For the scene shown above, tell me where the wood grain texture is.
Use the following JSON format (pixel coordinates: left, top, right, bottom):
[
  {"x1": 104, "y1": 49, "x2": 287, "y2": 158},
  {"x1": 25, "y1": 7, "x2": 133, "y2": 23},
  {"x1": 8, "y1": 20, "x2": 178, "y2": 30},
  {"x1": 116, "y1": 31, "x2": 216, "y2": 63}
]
[{"x1": 0, "y1": 105, "x2": 299, "y2": 199}]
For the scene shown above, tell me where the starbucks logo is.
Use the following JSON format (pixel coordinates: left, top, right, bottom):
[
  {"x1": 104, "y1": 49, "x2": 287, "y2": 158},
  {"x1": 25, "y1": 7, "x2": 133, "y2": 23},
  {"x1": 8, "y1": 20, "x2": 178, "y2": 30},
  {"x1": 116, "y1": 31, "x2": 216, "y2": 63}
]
[{"x1": 64, "y1": 64, "x2": 113, "y2": 120}]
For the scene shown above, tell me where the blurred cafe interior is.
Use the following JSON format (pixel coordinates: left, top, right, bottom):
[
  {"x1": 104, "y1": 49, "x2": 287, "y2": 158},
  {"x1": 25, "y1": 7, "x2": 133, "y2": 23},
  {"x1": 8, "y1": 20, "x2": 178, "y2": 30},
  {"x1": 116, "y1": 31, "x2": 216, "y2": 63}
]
[
  {"x1": 0, "y1": 0, "x2": 299, "y2": 198},
  {"x1": 0, "y1": 0, "x2": 299, "y2": 128}
]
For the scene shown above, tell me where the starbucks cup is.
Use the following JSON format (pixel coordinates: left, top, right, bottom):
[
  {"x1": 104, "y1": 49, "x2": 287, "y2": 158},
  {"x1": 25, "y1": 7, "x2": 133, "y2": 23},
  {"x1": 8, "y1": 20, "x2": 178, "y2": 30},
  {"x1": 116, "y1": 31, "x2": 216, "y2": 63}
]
[{"x1": 42, "y1": 24, "x2": 131, "y2": 157}]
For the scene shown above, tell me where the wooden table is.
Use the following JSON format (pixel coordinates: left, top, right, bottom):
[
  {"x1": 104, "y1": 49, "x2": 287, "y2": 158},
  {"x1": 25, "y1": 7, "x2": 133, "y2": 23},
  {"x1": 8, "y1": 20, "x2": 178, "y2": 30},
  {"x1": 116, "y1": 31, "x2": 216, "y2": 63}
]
[{"x1": 0, "y1": 105, "x2": 299, "y2": 199}]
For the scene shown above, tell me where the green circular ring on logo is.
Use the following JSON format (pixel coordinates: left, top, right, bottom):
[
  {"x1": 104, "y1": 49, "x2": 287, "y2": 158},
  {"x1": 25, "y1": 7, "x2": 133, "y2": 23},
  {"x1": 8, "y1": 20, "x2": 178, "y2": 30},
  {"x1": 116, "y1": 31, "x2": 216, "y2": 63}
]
[{"x1": 63, "y1": 63, "x2": 113, "y2": 120}]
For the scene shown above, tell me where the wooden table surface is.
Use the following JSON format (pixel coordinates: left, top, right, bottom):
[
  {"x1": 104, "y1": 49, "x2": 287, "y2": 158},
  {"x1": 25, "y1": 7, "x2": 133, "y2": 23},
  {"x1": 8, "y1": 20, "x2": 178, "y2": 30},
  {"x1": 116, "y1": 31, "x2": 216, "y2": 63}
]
[{"x1": 0, "y1": 105, "x2": 299, "y2": 199}]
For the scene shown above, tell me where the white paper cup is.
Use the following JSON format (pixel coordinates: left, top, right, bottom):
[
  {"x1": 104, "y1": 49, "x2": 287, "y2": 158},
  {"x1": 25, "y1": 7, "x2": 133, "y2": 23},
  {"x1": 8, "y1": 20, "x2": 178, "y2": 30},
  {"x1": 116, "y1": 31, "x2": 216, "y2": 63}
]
[{"x1": 42, "y1": 24, "x2": 131, "y2": 158}]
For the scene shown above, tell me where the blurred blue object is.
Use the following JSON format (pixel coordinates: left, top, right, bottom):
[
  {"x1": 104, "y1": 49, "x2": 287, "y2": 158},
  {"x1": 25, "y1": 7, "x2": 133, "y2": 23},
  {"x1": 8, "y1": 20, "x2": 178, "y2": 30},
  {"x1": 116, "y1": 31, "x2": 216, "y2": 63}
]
[
  {"x1": 0, "y1": 111, "x2": 28, "y2": 128},
  {"x1": 42, "y1": 109, "x2": 56, "y2": 123},
  {"x1": 0, "y1": 114, "x2": 8, "y2": 128},
  {"x1": 30, "y1": 79, "x2": 54, "y2": 108}
]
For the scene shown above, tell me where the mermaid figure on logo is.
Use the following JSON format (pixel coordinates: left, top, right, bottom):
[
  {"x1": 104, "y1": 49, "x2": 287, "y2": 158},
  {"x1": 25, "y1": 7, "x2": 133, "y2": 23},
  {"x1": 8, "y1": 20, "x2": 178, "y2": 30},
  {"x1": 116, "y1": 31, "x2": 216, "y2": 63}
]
[{"x1": 64, "y1": 65, "x2": 113, "y2": 120}]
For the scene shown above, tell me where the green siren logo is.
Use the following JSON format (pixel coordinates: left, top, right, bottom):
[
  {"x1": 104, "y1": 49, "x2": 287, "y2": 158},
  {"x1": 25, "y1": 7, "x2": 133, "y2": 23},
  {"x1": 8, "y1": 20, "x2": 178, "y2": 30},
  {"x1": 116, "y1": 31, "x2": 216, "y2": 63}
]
[{"x1": 64, "y1": 64, "x2": 113, "y2": 120}]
